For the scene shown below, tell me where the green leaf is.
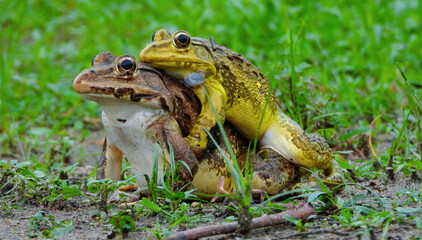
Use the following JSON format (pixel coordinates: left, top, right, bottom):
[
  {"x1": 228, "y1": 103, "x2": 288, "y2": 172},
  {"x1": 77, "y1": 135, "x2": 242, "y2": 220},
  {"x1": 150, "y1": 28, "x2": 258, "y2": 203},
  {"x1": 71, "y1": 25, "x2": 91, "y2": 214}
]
[
  {"x1": 337, "y1": 127, "x2": 368, "y2": 141},
  {"x1": 29, "y1": 127, "x2": 52, "y2": 136},
  {"x1": 51, "y1": 223, "x2": 73, "y2": 236},
  {"x1": 283, "y1": 215, "x2": 299, "y2": 224},
  {"x1": 33, "y1": 170, "x2": 46, "y2": 178},
  {"x1": 413, "y1": 159, "x2": 422, "y2": 171},
  {"x1": 62, "y1": 185, "x2": 82, "y2": 199},
  {"x1": 87, "y1": 183, "x2": 100, "y2": 193},
  {"x1": 396, "y1": 207, "x2": 422, "y2": 215},
  {"x1": 315, "y1": 128, "x2": 335, "y2": 140},
  {"x1": 140, "y1": 197, "x2": 161, "y2": 212},
  {"x1": 170, "y1": 215, "x2": 187, "y2": 229},
  {"x1": 16, "y1": 161, "x2": 32, "y2": 169},
  {"x1": 307, "y1": 191, "x2": 326, "y2": 203},
  {"x1": 336, "y1": 157, "x2": 352, "y2": 170}
]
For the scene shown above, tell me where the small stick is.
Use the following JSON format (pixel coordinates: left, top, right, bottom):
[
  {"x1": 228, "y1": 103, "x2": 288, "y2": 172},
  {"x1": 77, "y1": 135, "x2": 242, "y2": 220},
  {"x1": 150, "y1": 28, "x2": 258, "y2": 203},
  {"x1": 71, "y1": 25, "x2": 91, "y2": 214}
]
[{"x1": 167, "y1": 205, "x2": 314, "y2": 240}]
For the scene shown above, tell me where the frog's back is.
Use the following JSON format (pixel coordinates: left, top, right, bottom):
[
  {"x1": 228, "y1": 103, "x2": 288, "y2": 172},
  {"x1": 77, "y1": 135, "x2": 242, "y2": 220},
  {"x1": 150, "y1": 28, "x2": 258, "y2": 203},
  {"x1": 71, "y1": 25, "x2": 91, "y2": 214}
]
[{"x1": 195, "y1": 38, "x2": 279, "y2": 139}]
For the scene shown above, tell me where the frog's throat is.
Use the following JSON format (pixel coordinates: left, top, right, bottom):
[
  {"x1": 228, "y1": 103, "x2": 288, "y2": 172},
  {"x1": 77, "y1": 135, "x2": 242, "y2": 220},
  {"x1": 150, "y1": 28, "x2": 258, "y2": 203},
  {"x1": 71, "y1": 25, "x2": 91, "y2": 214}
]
[{"x1": 100, "y1": 100, "x2": 169, "y2": 187}]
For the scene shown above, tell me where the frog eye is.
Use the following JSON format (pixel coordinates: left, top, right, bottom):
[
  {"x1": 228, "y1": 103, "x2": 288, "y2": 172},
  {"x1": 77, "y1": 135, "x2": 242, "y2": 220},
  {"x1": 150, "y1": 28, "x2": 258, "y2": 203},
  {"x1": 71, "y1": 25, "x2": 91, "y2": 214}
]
[
  {"x1": 152, "y1": 29, "x2": 171, "y2": 42},
  {"x1": 116, "y1": 55, "x2": 137, "y2": 75},
  {"x1": 173, "y1": 31, "x2": 191, "y2": 48}
]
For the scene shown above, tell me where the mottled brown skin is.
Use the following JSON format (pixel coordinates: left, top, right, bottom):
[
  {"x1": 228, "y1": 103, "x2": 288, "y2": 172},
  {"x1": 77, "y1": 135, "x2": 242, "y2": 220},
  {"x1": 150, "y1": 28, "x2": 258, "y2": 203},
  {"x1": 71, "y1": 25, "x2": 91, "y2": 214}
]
[
  {"x1": 73, "y1": 52, "x2": 295, "y2": 194},
  {"x1": 74, "y1": 52, "x2": 200, "y2": 185}
]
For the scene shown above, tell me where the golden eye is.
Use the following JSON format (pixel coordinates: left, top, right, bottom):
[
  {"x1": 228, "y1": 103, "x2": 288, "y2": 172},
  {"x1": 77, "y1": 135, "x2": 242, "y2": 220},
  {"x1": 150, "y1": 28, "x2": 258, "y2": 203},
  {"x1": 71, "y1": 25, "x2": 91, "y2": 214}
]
[
  {"x1": 116, "y1": 55, "x2": 137, "y2": 75},
  {"x1": 152, "y1": 29, "x2": 171, "y2": 42},
  {"x1": 173, "y1": 31, "x2": 191, "y2": 48}
]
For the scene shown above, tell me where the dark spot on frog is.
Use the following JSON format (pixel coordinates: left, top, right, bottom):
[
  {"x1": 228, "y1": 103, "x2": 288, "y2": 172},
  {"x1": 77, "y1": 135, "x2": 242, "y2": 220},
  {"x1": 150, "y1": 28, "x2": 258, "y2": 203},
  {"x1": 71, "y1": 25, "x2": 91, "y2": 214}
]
[
  {"x1": 220, "y1": 63, "x2": 236, "y2": 81},
  {"x1": 89, "y1": 70, "x2": 98, "y2": 76},
  {"x1": 256, "y1": 169, "x2": 270, "y2": 180},
  {"x1": 181, "y1": 89, "x2": 194, "y2": 102},
  {"x1": 179, "y1": 112, "x2": 192, "y2": 136},
  {"x1": 175, "y1": 95, "x2": 183, "y2": 107},
  {"x1": 232, "y1": 55, "x2": 245, "y2": 64},
  {"x1": 130, "y1": 93, "x2": 156, "y2": 102},
  {"x1": 91, "y1": 86, "x2": 115, "y2": 93},
  {"x1": 206, "y1": 124, "x2": 221, "y2": 153},
  {"x1": 116, "y1": 87, "x2": 135, "y2": 94},
  {"x1": 114, "y1": 87, "x2": 135, "y2": 98},
  {"x1": 117, "y1": 119, "x2": 127, "y2": 123},
  {"x1": 159, "y1": 97, "x2": 170, "y2": 111},
  {"x1": 259, "y1": 72, "x2": 265, "y2": 78},
  {"x1": 214, "y1": 47, "x2": 225, "y2": 55}
]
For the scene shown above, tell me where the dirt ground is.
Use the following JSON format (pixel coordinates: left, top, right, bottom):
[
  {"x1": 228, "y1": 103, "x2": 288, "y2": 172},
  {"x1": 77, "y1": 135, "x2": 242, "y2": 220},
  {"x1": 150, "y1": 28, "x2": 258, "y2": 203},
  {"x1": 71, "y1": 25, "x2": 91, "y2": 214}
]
[{"x1": 1, "y1": 130, "x2": 421, "y2": 240}]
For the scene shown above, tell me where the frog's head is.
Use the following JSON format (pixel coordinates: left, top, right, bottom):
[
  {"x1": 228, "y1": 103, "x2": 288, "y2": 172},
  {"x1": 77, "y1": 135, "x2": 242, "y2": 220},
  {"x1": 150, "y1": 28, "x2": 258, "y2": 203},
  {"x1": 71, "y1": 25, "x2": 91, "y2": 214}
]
[
  {"x1": 139, "y1": 29, "x2": 216, "y2": 79},
  {"x1": 73, "y1": 52, "x2": 174, "y2": 112}
]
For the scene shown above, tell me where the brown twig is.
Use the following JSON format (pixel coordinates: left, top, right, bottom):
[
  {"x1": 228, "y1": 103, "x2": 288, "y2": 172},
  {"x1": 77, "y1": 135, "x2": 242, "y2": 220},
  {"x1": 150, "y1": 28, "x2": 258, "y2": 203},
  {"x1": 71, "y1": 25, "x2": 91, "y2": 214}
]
[{"x1": 166, "y1": 205, "x2": 314, "y2": 240}]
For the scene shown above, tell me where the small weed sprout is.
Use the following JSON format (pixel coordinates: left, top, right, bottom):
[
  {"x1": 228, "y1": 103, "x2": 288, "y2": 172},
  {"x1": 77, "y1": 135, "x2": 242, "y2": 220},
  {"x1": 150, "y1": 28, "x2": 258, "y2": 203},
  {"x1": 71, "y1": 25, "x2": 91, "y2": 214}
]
[
  {"x1": 85, "y1": 167, "x2": 136, "y2": 214},
  {"x1": 26, "y1": 211, "x2": 73, "y2": 238}
]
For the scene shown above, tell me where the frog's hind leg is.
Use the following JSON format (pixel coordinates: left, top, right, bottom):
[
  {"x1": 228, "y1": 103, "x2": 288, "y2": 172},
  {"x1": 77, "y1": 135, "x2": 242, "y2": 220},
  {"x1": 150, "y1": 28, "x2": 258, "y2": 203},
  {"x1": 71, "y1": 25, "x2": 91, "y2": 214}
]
[
  {"x1": 260, "y1": 112, "x2": 343, "y2": 187},
  {"x1": 252, "y1": 148, "x2": 296, "y2": 195}
]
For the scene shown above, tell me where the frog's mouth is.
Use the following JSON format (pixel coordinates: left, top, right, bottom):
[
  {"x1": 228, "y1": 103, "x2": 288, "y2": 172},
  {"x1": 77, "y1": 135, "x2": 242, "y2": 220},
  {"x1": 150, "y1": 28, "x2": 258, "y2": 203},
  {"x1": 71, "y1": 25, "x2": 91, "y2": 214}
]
[
  {"x1": 73, "y1": 69, "x2": 160, "y2": 102},
  {"x1": 139, "y1": 49, "x2": 212, "y2": 68},
  {"x1": 140, "y1": 60, "x2": 210, "y2": 69}
]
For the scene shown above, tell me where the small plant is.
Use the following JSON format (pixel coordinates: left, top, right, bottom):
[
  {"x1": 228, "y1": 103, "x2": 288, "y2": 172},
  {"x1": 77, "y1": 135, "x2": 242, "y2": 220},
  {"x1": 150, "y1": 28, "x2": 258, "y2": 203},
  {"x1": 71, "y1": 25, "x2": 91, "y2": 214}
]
[
  {"x1": 106, "y1": 209, "x2": 136, "y2": 238},
  {"x1": 0, "y1": 200, "x2": 18, "y2": 217},
  {"x1": 85, "y1": 168, "x2": 135, "y2": 214},
  {"x1": 283, "y1": 215, "x2": 307, "y2": 232},
  {"x1": 138, "y1": 219, "x2": 171, "y2": 240},
  {"x1": 26, "y1": 211, "x2": 73, "y2": 238}
]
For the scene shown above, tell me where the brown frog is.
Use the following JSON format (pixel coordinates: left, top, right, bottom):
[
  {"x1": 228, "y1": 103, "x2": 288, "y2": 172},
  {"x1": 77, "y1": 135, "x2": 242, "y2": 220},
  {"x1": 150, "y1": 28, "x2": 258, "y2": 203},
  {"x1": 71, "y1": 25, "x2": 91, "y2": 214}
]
[{"x1": 73, "y1": 52, "x2": 295, "y2": 195}]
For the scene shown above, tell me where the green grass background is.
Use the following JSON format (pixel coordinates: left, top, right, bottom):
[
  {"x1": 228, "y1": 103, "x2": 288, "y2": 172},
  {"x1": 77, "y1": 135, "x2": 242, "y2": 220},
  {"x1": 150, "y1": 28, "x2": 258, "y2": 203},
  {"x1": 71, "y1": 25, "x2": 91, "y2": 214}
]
[{"x1": 1, "y1": 0, "x2": 421, "y2": 167}]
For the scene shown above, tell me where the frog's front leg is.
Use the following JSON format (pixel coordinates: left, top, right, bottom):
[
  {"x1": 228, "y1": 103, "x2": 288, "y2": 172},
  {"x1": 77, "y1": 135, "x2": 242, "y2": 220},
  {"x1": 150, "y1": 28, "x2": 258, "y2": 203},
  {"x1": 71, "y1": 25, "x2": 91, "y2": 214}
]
[
  {"x1": 149, "y1": 116, "x2": 199, "y2": 184},
  {"x1": 186, "y1": 83, "x2": 227, "y2": 157},
  {"x1": 97, "y1": 137, "x2": 123, "y2": 181},
  {"x1": 260, "y1": 112, "x2": 343, "y2": 186}
]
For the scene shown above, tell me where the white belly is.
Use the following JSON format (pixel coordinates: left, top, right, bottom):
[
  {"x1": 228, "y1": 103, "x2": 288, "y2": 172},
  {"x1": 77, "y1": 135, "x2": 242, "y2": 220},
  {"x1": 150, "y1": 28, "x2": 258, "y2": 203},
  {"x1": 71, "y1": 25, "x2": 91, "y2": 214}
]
[{"x1": 99, "y1": 99, "x2": 169, "y2": 187}]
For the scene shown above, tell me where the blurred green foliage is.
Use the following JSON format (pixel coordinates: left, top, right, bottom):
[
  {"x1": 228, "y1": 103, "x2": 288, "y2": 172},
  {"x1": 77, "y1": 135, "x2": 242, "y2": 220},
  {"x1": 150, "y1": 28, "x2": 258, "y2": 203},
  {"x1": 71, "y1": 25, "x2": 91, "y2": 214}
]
[{"x1": 0, "y1": 0, "x2": 420, "y2": 164}]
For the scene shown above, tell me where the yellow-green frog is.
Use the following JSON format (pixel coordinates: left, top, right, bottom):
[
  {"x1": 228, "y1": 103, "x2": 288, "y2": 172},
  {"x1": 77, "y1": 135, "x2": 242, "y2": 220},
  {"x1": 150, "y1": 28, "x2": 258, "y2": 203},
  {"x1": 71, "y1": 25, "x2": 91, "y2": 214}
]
[
  {"x1": 73, "y1": 52, "x2": 296, "y2": 194},
  {"x1": 139, "y1": 30, "x2": 342, "y2": 185}
]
